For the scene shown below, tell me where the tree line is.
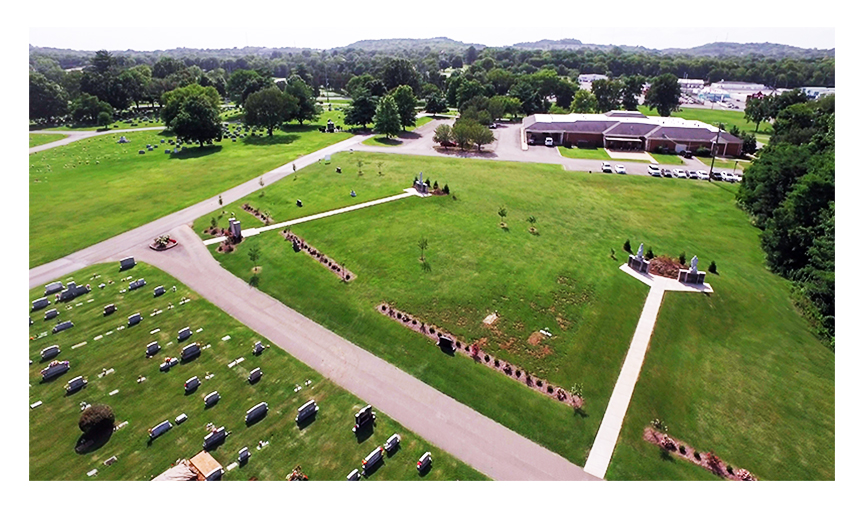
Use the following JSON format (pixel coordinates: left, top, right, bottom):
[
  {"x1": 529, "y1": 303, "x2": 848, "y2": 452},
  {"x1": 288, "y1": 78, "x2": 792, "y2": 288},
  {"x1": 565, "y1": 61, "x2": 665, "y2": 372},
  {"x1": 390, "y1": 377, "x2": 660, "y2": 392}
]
[{"x1": 737, "y1": 93, "x2": 834, "y2": 349}]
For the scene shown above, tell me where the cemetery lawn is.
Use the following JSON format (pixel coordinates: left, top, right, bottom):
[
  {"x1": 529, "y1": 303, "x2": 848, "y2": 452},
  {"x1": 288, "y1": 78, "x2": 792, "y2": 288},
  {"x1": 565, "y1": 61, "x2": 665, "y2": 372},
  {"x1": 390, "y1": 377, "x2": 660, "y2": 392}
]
[
  {"x1": 30, "y1": 133, "x2": 67, "y2": 147},
  {"x1": 196, "y1": 153, "x2": 833, "y2": 479},
  {"x1": 28, "y1": 263, "x2": 486, "y2": 481},
  {"x1": 362, "y1": 136, "x2": 404, "y2": 147},
  {"x1": 649, "y1": 153, "x2": 685, "y2": 165},
  {"x1": 32, "y1": 119, "x2": 165, "y2": 131},
  {"x1": 696, "y1": 156, "x2": 753, "y2": 171},
  {"x1": 28, "y1": 127, "x2": 352, "y2": 268},
  {"x1": 558, "y1": 147, "x2": 611, "y2": 160},
  {"x1": 637, "y1": 106, "x2": 773, "y2": 137}
]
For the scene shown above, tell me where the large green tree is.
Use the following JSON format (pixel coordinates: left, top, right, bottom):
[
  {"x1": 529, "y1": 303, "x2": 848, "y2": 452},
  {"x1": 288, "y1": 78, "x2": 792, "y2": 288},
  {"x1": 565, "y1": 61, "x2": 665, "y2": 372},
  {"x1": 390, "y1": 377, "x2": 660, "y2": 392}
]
[
  {"x1": 392, "y1": 85, "x2": 418, "y2": 130},
  {"x1": 382, "y1": 58, "x2": 420, "y2": 93},
  {"x1": 70, "y1": 93, "x2": 112, "y2": 125},
  {"x1": 744, "y1": 95, "x2": 769, "y2": 133},
  {"x1": 283, "y1": 76, "x2": 320, "y2": 125},
  {"x1": 244, "y1": 87, "x2": 297, "y2": 136},
  {"x1": 161, "y1": 83, "x2": 221, "y2": 128},
  {"x1": 620, "y1": 75, "x2": 645, "y2": 111},
  {"x1": 590, "y1": 79, "x2": 622, "y2": 112},
  {"x1": 570, "y1": 89, "x2": 598, "y2": 113},
  {"x1": 344, "y1": 88, "x2": 378, "y2": 128},
  {"x1": 424, "y1": 93, "x2": 447, "y2": 115},
  {"x1": 644, "y1": 74, "x2": 681, "y2": 117},
  {"x1": 29, "y1": 72, "x2": 68, "y2": 123},
  {"x1": 227, "y1": 69, "x2": 269, "y2": 105},
  {"x1": 373, "y1": 95, "x2": 402, "y2": 138},
  {"x1": 171, "y1": 94, "x2": 222, "y2": 147}
]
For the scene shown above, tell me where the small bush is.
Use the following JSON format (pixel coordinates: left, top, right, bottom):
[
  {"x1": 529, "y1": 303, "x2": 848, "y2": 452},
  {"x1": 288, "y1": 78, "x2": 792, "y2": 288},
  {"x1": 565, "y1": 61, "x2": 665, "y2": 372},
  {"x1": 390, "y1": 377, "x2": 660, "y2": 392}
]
[
  {"x1": 443, "y1": 184, "x2": 450, "y2": 195},
  {"x1": 679, "y1": 252, "x2": 686, "y2": 265},
  {"x1": 646, "y1": 247, "x2": 655, "y2": 260},
  {"x1": 547, "y1": 385, "x2": 553, "y2": 393},
  {"x1": 525, "y1": 375, "x2": 533, "y2": 386},
  {"x1": 515, "y1": 370, "x2": 522, "y2": 378},
  {"x1": 678, "y1": 445, "x2": 686, "y2": 454},
  {"x1": 484, "y1": 355, "x2": 490, "y2": 362},
  {"x1": 694, "y1": 452, "x2": 701, "y2": 461},
  {"x1": 79, "y1": 404, "x2": 115, "y2": 434},
  {"x1": 726, "y1": 465, "x2": 734, "y2": 475},
  {"x1": 494, "y1": 359, "x2": 499, "y2": 367},
  {"x1": 536, "y1": 380, "x2": 543, "y2": 387},
  {"x1": 709, "y1": 260, "x2": 717, "y2": 274},
  {"x1": 433, "y1": 180, "x2": 439, "y2": 190},
  {"x1": 623, "y1": 239, "x2": 632, "y2": 253}
]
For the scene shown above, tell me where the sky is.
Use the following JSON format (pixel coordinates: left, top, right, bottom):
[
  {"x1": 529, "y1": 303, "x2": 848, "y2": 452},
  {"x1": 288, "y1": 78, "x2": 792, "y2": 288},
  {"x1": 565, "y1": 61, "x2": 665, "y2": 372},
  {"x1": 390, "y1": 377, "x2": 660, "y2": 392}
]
[{"x1": 29, "y1": 26, "x2": 835, "y2": 52}]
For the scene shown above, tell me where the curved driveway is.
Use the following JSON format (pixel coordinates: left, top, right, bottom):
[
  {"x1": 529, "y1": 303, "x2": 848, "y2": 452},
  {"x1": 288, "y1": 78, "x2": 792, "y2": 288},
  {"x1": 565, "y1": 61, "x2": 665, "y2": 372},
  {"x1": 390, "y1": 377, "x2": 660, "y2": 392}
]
[{"x1": 29, "y1": 126, "x2": 167, "y2": 154}]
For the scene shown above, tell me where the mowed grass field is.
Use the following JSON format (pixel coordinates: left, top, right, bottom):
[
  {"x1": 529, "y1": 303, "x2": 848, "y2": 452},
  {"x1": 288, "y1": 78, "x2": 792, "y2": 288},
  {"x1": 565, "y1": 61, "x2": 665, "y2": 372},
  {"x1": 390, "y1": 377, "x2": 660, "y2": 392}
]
[
  {"x1": 30, "y1": 133, "x2": 67, "y2": 147},
  {"x1": 28, "y1": 126, "x2": 352, "y2": 268},
  {"x1": 195, "y1": 153, "x2": 833, "y2": 479},
  {"x1": 637, "y1": 106, "x2": 773, "y2": 137},
  {"x1": 28, "y1": 263, "x2": 486, "y2": 481},
  {"x1": 32, "y1": 119, "x2": 165, "y2": 132}
]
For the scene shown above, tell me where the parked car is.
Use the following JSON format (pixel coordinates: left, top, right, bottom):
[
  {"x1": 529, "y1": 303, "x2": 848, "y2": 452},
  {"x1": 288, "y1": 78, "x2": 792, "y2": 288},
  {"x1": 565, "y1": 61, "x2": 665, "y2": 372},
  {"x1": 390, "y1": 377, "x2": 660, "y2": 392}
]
[
  {"x1": 710, "y1": 170, "x2": 723, "y2": 181},
  {"x1": 662, "y1": 168, "x2": 674, "y2": 178},
  {"x1": 674, "y1": 169, "x2": 687, "y2": 179},
  {"x1": 544, "y1": 137, "x2": 554, "y2": 147},
  {"x1": 615, "y1": 165, "x2": 626, "y2": 174},
  {"x1": 488, "y1": 123, "x2": 497, "y2": 129},
  {"x1": 647, "y1": 165, "x2": 661, "y2": 177},
  {"x1": 696, "y1": 170, "x2": 710, "y2": 180},
  {"x1": 681, "y1": 150, "x2": 693, "y2": 159},
  {"x1": 601, "y1": 162, "x2": 613, "y2": 173}
]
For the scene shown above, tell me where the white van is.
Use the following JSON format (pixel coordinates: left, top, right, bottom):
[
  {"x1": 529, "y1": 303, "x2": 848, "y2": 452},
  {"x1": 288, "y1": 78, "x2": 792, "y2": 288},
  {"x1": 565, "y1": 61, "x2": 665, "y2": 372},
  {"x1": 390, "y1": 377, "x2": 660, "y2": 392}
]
[{"x1": 544, "y1": 137, "x2": 554, "y2": 147}]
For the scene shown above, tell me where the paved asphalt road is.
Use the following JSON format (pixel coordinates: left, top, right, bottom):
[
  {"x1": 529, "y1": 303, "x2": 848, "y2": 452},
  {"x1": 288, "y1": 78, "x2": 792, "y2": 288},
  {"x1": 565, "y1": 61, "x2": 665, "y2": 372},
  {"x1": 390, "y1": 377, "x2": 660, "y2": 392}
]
[{"x1": 29, "y1": 127, "x2": 168, "y2": 154}]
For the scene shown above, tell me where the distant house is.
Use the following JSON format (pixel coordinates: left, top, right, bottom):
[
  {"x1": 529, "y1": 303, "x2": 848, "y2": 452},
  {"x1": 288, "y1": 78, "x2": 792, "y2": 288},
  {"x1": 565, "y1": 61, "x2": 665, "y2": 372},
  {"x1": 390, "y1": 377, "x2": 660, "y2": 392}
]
[
  {"x1": 800, "y1": 86, "x2": 835, "y2": 99},
  {"x1": 678, "y1": 78, "x2": 705, "y2": 91},
  {"x1": 578, "y1": 74, "x2": 608, "y2": 84},
  {"x1": 523, "y1": 111, "x2": 743, "y2": 156}
]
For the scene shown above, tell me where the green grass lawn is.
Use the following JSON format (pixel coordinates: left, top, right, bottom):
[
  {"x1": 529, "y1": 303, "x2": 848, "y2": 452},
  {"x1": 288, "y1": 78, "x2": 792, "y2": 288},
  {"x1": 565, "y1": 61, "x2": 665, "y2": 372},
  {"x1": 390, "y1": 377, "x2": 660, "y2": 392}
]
[
  {"x1": 696, "y1": 156, "x2": 753, "y2": 171},
  {"x1": 362, "y1": 136, "x2": 403, "y2": 147},
  {"x1": 30, "y1": 133, "x2": 67, "y2": 147},
  {"x1": 32, "y1": 119, "x2": 165, "y2": 132},
  {"x1": 29, "y1": 126, "x2": 352, "y2": 268},
  {"x1": 195, "y1": 153, "x2": 833, "y2": 479},
  {"x1": 638, "y1": 106, "x2": 773, "y2": 136},
  {"x1": 29, "y1": 262, "x2": 486, "y2": 481},
  {"x1": 558, "y1": 147, "x2": 610, "y2": 160},
  {"x1": 649, "y1": 153, "x2": 685, "y2": 165}
]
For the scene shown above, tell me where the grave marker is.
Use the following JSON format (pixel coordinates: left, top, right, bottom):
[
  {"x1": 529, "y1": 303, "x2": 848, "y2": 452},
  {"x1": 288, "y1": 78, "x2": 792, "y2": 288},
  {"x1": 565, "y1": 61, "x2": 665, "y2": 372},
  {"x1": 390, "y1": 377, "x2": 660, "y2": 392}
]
[
  {"x1": 154, "y1": 285, "x2": 165, "y2": 297},
  {"x1": 178, "y1": 327, "x2": 192, "y2": 342},
  {"x1": 127, "y1": 313, "x2": 142, "y2": 326},
  {"x1": 32, "y1": 297, "x2": 50, "y2": 311},
  {"x1": 52, "y1": 320, "x2": 74, "y2": 334},
  {"x1": 44, "y1": 281, "x2": 64, "y2": 296},
  {"x1": 119, "y1": 257, "x2": 136, "y2": 271},
  {"x1": 44, "y1": 308, "x2": 59, "y2": 321}
]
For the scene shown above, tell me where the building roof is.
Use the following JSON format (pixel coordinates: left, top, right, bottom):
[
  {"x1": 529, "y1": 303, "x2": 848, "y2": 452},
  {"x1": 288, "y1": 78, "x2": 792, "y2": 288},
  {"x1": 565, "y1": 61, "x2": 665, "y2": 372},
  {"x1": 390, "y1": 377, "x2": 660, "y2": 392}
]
[
  {"x1": 189, "y1": 451, "x2": 223, "y2": 479},
  {"x1": 604, "y1": 110, "x2": 648, "y2": 118},
  {"x1": 604, "y1": 122, "x2": 657, "y2": 137},
  {"x1": 526, "y1": 119, "x2": 619, "y2": 133},
  {"x1": 523, "y1": 112, "x2": 733, "y2": 143},
  {"x1": 152, "y1": 461, "x2": 197, "y2": 481},
  {"x1": 646, "y1": 126, "x2": 717, "y2": 142}
]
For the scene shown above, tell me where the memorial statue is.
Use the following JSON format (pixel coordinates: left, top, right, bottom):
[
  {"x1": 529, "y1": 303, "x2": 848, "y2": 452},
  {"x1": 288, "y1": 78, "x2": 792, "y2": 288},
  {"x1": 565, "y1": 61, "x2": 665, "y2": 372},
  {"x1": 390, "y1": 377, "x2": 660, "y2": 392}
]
[
  {"x1": 636, "y1": 243, "x2": 644, "y2": 260},
  {"x1": 690, "y1": 255, "x2": 699, "y2": 273}
]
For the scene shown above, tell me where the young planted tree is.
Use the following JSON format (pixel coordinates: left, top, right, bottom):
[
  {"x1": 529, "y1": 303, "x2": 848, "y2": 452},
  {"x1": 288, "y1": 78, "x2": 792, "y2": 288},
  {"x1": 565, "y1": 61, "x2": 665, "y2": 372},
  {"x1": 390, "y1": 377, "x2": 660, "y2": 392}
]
[
  {"x1": 248, "y1": 243, "x2": 261, "y2": 271},
  {"x1": 97, "y1": 110, "x2": 113, "y2": 128},
  {"x1": 451, "y1": 122, "x2": 472, "y2": 150},
  {"x1": 468, "y1": 121, "x2": 495, "y2": 151},
  {"x1": 433, "y1": 124, "x2": 453, "y2": 145},
  {"x1": 527, "y1": 215, "x2": 537, "y2": 234},
  {"x1": 498, "y1": 207, "x2": 508, "y2": 226},
  {"x1": 418, "y1": 237, "x2": 428, "y2": 262}
]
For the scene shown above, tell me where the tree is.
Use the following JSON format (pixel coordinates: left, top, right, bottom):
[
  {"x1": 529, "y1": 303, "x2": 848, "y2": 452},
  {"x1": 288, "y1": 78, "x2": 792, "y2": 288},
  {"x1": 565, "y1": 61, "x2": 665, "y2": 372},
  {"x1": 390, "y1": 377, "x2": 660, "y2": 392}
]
[
  {"x1": 744, "y1": 96, "x2": 769, "y2": 133},
  {"x1": 79, "y1": 404, "x2": 114, "y2": 434},
  {"x1": 620, "y1": 75, "x2": 645, "y2": 111},
  {"x1": 451, "y1": 121, "x2": 473, "y2": 150},
  {"x1": 161, "y1": 83, "x2": 221, "y2": 128},
  {"x1": 591, "y1": 79, "x2": 622, "y2": 112},
  {"x1": 248, "y1": 243, "x2": 261, "y2": 269},
  {"x1": 153, "y1": 56, "x2": 185, "y2": 78},
  {"x1": 392, "y1": 85, "x2": 418, "y2": 130},
  {"x1": 346, "y1": 74, "x2": 386, "y2": 98},
  {"x1": 433, "y1": 124, "x2": 453, "y2": 145},
  {"x1": 283, "y1": 76, "x2": 320, "y2": 125},
  {"x1": 373, "y1": 95, "x2": 402, "y2": 138},
  {"x1": 508, "y1": 80, "x2": 544, "y2": 115},
  {"x1": 244, "y1": 87, "x2": 296, "y2": 136},
  {"x1": 97, "y1": 111, "x2": 113, "y2": 128},
  {"x1": 741, "y1": 133, "x2": 757, "y2": 155},
  {"x1": 497, "y1": 207, "x2": 507, "y2": 223},
  {"x1": 171, "y1": 94, "x2": 222, "y2": 147},
  {"x1": 424, "y1": 93, "x2": 447, "y2": 115},
  {"x1": 466, "y1": 121, "x2": 495, "y2": 151},
  {"x1": 344, "y1": 88, "x2": 377, "y2": 128},
  {"x1": 418, "y1": 238, "x2": 428, "y2": 261},
  {"x1": 90, "y1": 50, "x2": 115, "y2": 74},
  {"x1": 554, "y1": 80, "x2": 576, "y2": 109},
  {"x1": 70, "y1": 93, "x2": 112, "y2": 125},
  {"x1": 382, "y1": 58, "x2": 420, "y2": 92},
  {"x1": 29, "y1": 72, "x2": 68, "y2": 123},
  {"x1": 227, "y1": 69, "x2": 270, "y2": 105},
  {"x1": 644, "y1": 74, "x2": 681, "y2": 116},
  {"x1": 456, "y1": 79, "x2": 486, "y2": 109},
  {"x1": 570, "y1": 89, "x2": 599, "y2": 113},
  {"x1": 465, "y1": 45, "x2": 478, "y2": 65}
]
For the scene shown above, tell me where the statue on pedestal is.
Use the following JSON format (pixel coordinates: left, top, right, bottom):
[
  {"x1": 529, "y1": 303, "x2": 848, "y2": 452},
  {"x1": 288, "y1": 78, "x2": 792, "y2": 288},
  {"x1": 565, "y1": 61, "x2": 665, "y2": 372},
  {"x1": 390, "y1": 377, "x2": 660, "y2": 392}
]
[
  {"x1": 636, "y1": 243, "x2": 645, "y2": 260},
  {"x1": 690, "y1": 255, "x2": 699, "y2": 273}
]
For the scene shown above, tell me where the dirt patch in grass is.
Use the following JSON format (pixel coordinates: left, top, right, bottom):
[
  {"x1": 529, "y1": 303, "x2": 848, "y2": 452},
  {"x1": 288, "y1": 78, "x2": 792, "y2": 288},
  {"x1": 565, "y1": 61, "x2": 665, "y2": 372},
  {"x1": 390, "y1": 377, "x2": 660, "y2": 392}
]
[
  {"x1": 649, "y1": 255, "x2": 684, "y2": 279},
  {"x1": 528, "y1": 331, "x2": 544, "y2": 346}
]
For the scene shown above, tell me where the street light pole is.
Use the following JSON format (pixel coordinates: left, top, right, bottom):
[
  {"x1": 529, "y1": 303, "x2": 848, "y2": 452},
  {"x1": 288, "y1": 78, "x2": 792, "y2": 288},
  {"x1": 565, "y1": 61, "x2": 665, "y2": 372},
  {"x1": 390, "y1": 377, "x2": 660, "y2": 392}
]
[{"x1": 709, "y1": 122, "x2": 724, "y2": 178}]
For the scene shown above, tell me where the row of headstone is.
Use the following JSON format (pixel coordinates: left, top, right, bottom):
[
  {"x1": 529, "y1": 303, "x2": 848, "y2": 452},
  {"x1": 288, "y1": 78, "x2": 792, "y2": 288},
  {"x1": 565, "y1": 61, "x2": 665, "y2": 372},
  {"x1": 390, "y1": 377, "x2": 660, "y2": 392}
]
[
  {"x1": 59, "y1": 282, "x2": 90, "y2": 302},
  {"x1": 128, "y1": 278, "x2": 146, "y2": 290}
]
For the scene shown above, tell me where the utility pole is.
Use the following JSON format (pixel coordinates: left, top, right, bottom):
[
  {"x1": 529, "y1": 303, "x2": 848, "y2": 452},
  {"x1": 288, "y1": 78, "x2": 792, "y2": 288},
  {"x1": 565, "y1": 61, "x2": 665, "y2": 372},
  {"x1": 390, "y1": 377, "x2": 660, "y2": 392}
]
[{"x1": 709, "y1": 122, "x2": 724, "y2": 178}]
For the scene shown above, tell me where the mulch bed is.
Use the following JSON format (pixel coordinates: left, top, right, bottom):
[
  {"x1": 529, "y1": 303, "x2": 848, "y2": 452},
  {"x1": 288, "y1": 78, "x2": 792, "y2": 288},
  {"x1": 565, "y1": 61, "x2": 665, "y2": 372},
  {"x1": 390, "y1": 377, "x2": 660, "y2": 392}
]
[
  {"x1": 376, "y1": 302, "x2": 583, "y2": 408},
  {"x1": 242, "y1": 203, "x2": 275, "y2": 225},
  {"x1": 215, "y1": 233, "x2": 242, "y2": 254},
  {"x1": 643, "y1": 427, "x2": 757, "y2": 481},
  {"x1": 649, "y1": 255, "x2": 686, "y2": 279},
  {"x1": 282, "y1": 230, "x2": 356, "y2": 282},
  {"x1": 149, "y1": 239, "x2": 178, "y2": 251}
]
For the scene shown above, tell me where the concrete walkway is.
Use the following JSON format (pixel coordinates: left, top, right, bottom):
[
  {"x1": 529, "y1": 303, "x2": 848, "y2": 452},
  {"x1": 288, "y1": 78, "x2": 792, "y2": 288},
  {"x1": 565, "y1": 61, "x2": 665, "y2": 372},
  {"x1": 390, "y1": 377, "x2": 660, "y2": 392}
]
[
  {"x1": 583, "y1": 263, "x2": 712, "y2": 479},
  {"x1": 29, "y1": 126, "x2": 167, "y2": 154},
  {"x1": 203, "y1": 188, "x2": 424, "y2": 246},
  {"x1": 132, "y1": 225, "x2": 600, "y2": 481}
]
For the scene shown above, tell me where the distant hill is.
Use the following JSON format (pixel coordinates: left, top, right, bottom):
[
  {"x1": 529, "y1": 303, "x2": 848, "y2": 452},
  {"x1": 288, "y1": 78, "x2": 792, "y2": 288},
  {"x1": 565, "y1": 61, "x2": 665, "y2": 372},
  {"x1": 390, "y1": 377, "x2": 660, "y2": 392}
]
[
  {"x1": 509, "y1": 39, "x2": 834, "y2": 58},
  {"x1": 338, "y1": 37, "x2": 483, "y2": 53},
  {"x1": 511, "y1": 39, "x2": 654, "y2": 53}
]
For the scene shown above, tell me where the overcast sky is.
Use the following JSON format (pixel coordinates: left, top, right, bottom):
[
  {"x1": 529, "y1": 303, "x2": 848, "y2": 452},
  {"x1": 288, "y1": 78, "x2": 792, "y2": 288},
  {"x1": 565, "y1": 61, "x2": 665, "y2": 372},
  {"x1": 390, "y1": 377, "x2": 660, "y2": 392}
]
[{"x1": 29, "y1": 26, "x2": 834, "y2": 52}]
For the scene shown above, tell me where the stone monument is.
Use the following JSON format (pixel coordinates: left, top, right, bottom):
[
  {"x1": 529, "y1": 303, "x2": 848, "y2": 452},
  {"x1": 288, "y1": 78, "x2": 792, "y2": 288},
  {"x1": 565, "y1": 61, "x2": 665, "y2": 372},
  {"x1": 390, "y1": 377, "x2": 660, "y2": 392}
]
[
  {"x1": 627, "y1": 242, "x2": 650, "y2": 274},
  {"x1": 413, "y1": 172, "x2": 429, "y2": 195},
  {"x1": 228, "y1": 218, "x2": 242, "y2": 242},
  {"x1": 678, "y1": 255, "x2": 706, "y2": 284}
]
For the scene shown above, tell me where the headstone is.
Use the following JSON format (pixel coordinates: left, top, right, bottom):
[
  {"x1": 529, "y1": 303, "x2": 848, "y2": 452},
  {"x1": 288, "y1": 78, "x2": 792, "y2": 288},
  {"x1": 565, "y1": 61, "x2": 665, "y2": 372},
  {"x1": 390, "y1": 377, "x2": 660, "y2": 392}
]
[
  {"x1": 40, "y1": 345, "x2": 61, "y2": 360},
  {"x1": 296, "y1": 199, "x2": 303, "y2": 207},
  {"x1": 437, "y1": 334, "x2": 454, "y2": 350},
  {"x1": 384, "y1": 433, "x2": 401, "y2": 452},
  {"x1": 41, "y1": 360, "x2": 70, "y2": 379},
  {"x1": 295, "y1": 400, "x2": 319, "y2": 422},
  {"x1": 230, "y1": 219, "x2": 242, "y2": 240},
  {"x1": 362, "y1": 446, "x2": 384, "y2": 472},
  {"x1": 128, "y1": 313, "x2": 142, "y2": 326},
  {"x1": 204, "y1": 391, "x2": 220, "y2": 407},
  {"x1": 184, "y1": 376, "x2": 200, "y2": 393},
  {"x1": 239, "y1": 447, "x2": 251, "y2": 462},
  {"x1": 252, "y1": 341, "x2": 265, "y2": 355},
  {"x1": 44, "y1": 281, "x2": 64, "y2": 296},
  {"x1": 66, "y1": 375, "x2": 87, "y2": 392},
  {"x1": 119, "y1": 256, "x2": 136, "y2": 271},
  {"x1": 103, "y1": 304, "x2": 116, "y2": 316},
  {"x1": 149, "y1": 420, "x2": 172, "y2": 439},
  {"x1": 52, "y1": 320, "x2": 74, "y2": 334},
  {"x1": 248, "y1": 367, "x2": 262, "y2": 383},
  {"x1": 138, "y1": 150, "x2": 145, "y2": 154},
  {"x1": 203, "y1": 426, "x2": 227, "y2": 450},
  {"x1": 416, "y1": 451, "x2": 432, "y2": 471},
  {"x1": 178, "y1": 327, "x2": 192, "y2": 342},
  {"x1": 347, "y1": 469, "x2": 360, "y2": 481},
  {"x1": 175, "y1": 413, "x2": 188, "y2": 425},
  {"x1": 44, "y1": 308, "x2": 59, "y2": 321},
  {"x1": 351, "y1": 190, "x2": 356, "y2": 197},
  {"x1": 353, "y1": 405, "x2": 376, "y2": 433},
  {"x1": 159, "y1": 357, "x2": 179, "y2": 372},
  {"x1": 181, "y1": 343, "x2": 200, "y2": 360},
  {"x1": 32, "y1": 297, "x2": 50, "y2": 311},
  {"x1": 146, "y1": 341, "x2": 160, "y2": 356},
  {"x1": 245, "y1": 401, "x2": 268, "y2": 423},
  {"x1": 153, "y1": 285, "x2": 165, "y2": 297},
  {"x1": 129, "y1": 278, "x2": 146, "y2": 290}
]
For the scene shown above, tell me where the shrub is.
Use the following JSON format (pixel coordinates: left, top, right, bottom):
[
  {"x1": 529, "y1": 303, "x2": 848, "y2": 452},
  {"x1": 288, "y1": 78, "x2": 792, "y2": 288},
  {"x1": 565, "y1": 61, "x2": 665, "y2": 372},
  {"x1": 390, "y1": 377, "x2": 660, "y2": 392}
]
[
  {"x1": 433, "y1": 180, "x2": 439, "y2": 190},
  {"x1": 678, "y1": 445, "x2": 686, "y2": 454},
  {"x1": 695, "y1": 146, "x2": 712, "y2": 157},
  {"x1": 79, "y1": 404, "x2": 115, "y2": 434},
  {"x1": 709, "y1": 260, "x2": 717, "y2": 274},
  {"x1": 646, "y1": 247, "x2": 655, "y2": 260},
  {"x1": 484, "y1": 355, "x2": 490, "y2": 363},
  {"x1": 623, "y1": 239, "x2": 632, "y2": 253},
  {"x1": 651, "y1": 418, "x2": 667, "y2": 432},
  {"x1": 525, "y1": 375, "x2": 533, "y2": 386},
  {"x1": 694, "y1": 452, "x2": 701, "y2": 461},
  {"x1": 494, "y1": 359, "x2": 499, "y2": 367},
  {"x1": 536, "y1": 380, "x2": 543, "y2": 387},
  {"x1": 679, "y1": 252, "x2": 686, "y2": 265},
  {"x1": 726, "y1": 465, "x2": 734, "y2": 475},
  {"x1": 443, "y1": 184, "x2": 450, "y2": 195},
  {"x1": 503, "y1": 365, "x2": 512, "y2": 375},
  {"x1": 569, "y1": 382, "x2": 584, "y2": 398},
  {"x1": 547, "y1": 385, "x2": 553, "y2": 393}
]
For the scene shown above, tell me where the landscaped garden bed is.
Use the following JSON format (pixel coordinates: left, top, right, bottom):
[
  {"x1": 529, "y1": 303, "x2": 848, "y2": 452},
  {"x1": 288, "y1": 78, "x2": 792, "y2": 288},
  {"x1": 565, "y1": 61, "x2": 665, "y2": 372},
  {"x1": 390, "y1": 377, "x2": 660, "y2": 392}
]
[
  {"x1": 282, "y1": 230, "x2": 355, "y2": 282},
  {"x1": 643, "y1": 427, "x2": 756, "y2": 481}
]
